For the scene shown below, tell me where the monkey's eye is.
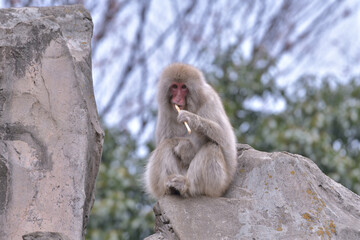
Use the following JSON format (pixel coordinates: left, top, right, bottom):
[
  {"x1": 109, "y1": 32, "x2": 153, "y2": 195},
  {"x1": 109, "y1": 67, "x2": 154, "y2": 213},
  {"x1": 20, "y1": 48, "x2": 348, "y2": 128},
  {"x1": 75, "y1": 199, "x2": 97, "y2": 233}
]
[
  {"x1": 171, "y1": 84, "x2": 178, "y2": 89},
  {"x1": 181, "y1": 85, "x2": 187, "y2": 89}
]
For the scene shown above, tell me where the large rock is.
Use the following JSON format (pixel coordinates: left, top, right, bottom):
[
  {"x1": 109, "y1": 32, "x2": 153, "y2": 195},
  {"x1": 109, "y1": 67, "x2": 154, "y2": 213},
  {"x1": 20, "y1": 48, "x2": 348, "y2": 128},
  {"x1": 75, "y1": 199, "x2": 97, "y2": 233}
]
[
  {"x1": 0, "y1": 5, "x2": 104, "y2": 240},
  {"x1": 146, "y1": 144, "x2": 360, "y2": 240}
]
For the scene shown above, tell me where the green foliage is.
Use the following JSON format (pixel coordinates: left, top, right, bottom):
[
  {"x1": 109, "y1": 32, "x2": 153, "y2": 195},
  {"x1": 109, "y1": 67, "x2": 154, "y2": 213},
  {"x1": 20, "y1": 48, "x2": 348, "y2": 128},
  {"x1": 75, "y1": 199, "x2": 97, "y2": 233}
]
[
  {"x1": 210, "y1": 58, "x2": 360, "y2": 194},
  {"x1": 263, "y1": 76, "x2": 360, "y2": 194},
  {"x1": 86, "y1": 127, "x2": 155, "y2": 240}
]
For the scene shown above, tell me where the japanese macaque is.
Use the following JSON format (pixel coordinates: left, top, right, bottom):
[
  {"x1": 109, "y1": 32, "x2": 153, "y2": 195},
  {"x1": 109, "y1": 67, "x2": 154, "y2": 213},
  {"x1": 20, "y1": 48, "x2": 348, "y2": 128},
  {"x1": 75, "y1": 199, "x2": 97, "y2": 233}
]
[{"x1": 144, "y1": 63, "x2": 237, "y2": 199}]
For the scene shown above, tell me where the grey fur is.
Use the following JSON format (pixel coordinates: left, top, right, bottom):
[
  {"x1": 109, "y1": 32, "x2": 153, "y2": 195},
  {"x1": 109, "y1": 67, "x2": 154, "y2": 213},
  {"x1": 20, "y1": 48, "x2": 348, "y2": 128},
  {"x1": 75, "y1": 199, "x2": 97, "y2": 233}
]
[{"x1": 145, "y1": 63, "x2": 237, "y2": 199}]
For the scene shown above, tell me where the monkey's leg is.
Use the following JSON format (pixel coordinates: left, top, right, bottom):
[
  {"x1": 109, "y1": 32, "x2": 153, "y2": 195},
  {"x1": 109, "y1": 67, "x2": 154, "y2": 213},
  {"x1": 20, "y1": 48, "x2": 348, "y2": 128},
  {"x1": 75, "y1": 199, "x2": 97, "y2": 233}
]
[
  {"x1": 145, "y1": 139, "x2": 184, "y2": 198},
  {"x1": 186, "y1": 142, "x2": 229, "y2": 197}
]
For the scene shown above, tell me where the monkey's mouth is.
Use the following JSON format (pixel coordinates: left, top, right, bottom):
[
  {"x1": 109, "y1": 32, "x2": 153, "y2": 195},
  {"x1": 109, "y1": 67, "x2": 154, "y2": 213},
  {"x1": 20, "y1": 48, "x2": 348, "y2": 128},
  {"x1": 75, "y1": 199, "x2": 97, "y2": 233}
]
[{"x1": 173, "y1": 104, "x2": 185, "y2": 112}]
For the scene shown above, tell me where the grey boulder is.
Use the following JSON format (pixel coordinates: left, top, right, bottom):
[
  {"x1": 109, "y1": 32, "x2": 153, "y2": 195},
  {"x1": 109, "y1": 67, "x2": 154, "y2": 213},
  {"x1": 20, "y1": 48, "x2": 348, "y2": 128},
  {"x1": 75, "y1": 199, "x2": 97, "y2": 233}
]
[
  {"x1": 0, "y1": 5, "x2": 103, "y2": 240},
  {"x1": 146, "y1": 144, "x2": 360, "y2": 240}
]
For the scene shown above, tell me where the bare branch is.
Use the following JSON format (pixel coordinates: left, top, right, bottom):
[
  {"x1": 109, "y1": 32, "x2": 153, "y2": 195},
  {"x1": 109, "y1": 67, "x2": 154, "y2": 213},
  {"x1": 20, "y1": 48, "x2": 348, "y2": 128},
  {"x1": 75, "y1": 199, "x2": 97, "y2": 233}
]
[{"x1": 3, "y1": 0, "x2": 358, "y2": 133}]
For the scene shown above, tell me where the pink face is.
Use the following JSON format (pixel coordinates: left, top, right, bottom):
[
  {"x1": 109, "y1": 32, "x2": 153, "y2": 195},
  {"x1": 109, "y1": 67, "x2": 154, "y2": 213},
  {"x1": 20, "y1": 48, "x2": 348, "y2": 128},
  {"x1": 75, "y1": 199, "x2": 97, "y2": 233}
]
[{"x1": 170, "y1": 82, "x2": 188, "y2": 109}]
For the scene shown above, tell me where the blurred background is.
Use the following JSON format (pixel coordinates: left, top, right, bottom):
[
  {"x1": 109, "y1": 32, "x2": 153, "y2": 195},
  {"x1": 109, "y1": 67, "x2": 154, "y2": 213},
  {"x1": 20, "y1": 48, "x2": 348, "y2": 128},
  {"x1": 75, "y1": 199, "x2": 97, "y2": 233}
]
[{"x1": 1, "y1": 0, "x2": 360, "y2": 239}]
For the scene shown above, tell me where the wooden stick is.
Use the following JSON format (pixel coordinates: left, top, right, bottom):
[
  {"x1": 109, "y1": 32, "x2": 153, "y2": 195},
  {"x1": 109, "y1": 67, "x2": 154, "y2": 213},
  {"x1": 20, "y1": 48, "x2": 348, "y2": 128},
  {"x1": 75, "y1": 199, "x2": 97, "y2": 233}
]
[{"x1": 175, "y1": 105, "x2": 191, "y2": 134}]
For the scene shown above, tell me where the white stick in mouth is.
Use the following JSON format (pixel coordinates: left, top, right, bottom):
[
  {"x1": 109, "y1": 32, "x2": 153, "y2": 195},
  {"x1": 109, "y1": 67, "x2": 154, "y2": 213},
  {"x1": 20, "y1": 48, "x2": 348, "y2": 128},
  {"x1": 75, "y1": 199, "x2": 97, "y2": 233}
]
[{"x1": 175, "y1": 105, "x2": 191, "y2": 134}]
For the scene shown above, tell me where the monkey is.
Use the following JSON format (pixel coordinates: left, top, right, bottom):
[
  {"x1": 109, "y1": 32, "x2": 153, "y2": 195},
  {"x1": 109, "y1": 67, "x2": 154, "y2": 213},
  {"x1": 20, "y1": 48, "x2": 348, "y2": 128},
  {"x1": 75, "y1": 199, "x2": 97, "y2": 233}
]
[{"x1": 144, "y1": 63, "x2": 237, "y2": 199}]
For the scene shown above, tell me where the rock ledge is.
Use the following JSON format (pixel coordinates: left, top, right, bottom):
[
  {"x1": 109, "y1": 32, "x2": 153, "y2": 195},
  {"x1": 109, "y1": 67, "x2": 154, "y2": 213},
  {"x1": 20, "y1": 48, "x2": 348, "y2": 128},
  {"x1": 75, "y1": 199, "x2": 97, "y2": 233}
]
[{"x1": 146, "y1": 144, "x2": 360, "y2": 240}]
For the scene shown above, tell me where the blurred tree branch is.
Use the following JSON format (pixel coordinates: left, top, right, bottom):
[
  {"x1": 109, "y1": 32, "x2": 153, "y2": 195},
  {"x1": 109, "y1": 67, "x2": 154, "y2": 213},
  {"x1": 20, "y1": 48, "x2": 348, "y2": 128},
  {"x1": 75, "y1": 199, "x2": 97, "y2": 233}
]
[{"x1": 3, "y1": 0, "x2": 359, "y2": 134}]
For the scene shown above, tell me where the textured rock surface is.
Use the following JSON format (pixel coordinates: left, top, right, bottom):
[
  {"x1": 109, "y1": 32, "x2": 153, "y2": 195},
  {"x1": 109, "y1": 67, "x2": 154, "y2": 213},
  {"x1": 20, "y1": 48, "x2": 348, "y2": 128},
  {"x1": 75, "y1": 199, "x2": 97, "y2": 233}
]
[
  {"x1": 22, "y1": 231, "x2": 71, "y2": 240},
  {"x1": 0, "y1": 5, "x2": 103, "y2": 240},
  {"x1": 146, "y1": 144, "x2": 360, "y2": 240}
]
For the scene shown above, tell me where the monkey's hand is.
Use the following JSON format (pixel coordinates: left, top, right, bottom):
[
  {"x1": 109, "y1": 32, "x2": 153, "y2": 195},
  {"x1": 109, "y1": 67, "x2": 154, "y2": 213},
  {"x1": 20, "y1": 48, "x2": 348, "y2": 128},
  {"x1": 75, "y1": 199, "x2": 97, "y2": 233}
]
[
  {"x1": 178, "y1": 110, "x2": 223, "y2": 144},
  {"x1": 177, "y1": 110, "x2": 199, "y2": 129}
]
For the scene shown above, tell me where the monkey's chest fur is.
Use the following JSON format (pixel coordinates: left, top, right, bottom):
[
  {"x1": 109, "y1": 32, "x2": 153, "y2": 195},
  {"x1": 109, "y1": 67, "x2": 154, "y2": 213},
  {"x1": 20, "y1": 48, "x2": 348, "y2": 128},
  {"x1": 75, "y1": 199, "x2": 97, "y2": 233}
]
[{"x1": 172, "y1": 122, "x2": 208, "y2": 170}]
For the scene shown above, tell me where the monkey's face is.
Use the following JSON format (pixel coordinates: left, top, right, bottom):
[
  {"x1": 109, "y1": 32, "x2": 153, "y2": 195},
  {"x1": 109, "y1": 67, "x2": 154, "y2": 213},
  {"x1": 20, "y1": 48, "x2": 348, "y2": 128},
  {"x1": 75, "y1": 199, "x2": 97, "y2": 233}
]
[{"x1": 170, "y1": 82, "x2": 188, "y2": 111}]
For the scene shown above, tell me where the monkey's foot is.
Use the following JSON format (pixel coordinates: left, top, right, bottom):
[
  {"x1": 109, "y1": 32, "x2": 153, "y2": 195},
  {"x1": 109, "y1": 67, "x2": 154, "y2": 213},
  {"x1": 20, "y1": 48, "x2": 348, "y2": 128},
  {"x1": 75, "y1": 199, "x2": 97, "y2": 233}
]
[{"x1": 165, "y1": 174, "x2": 189, "y2": 197}]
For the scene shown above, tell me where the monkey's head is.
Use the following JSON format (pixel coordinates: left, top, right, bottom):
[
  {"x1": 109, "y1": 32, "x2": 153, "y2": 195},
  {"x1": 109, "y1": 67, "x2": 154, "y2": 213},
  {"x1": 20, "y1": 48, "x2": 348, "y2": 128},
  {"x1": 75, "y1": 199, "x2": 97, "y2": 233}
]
[{"x1": 158, "y1": 63, "x2": 207, "y2": 113}]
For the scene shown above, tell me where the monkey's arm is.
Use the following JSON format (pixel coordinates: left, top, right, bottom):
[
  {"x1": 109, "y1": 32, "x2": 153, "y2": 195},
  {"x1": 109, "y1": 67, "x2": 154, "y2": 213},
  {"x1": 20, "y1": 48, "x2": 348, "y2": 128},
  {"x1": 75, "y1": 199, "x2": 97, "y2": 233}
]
[{"x1": 177, "y1": 110, "x2": 225, "y2": 145}]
